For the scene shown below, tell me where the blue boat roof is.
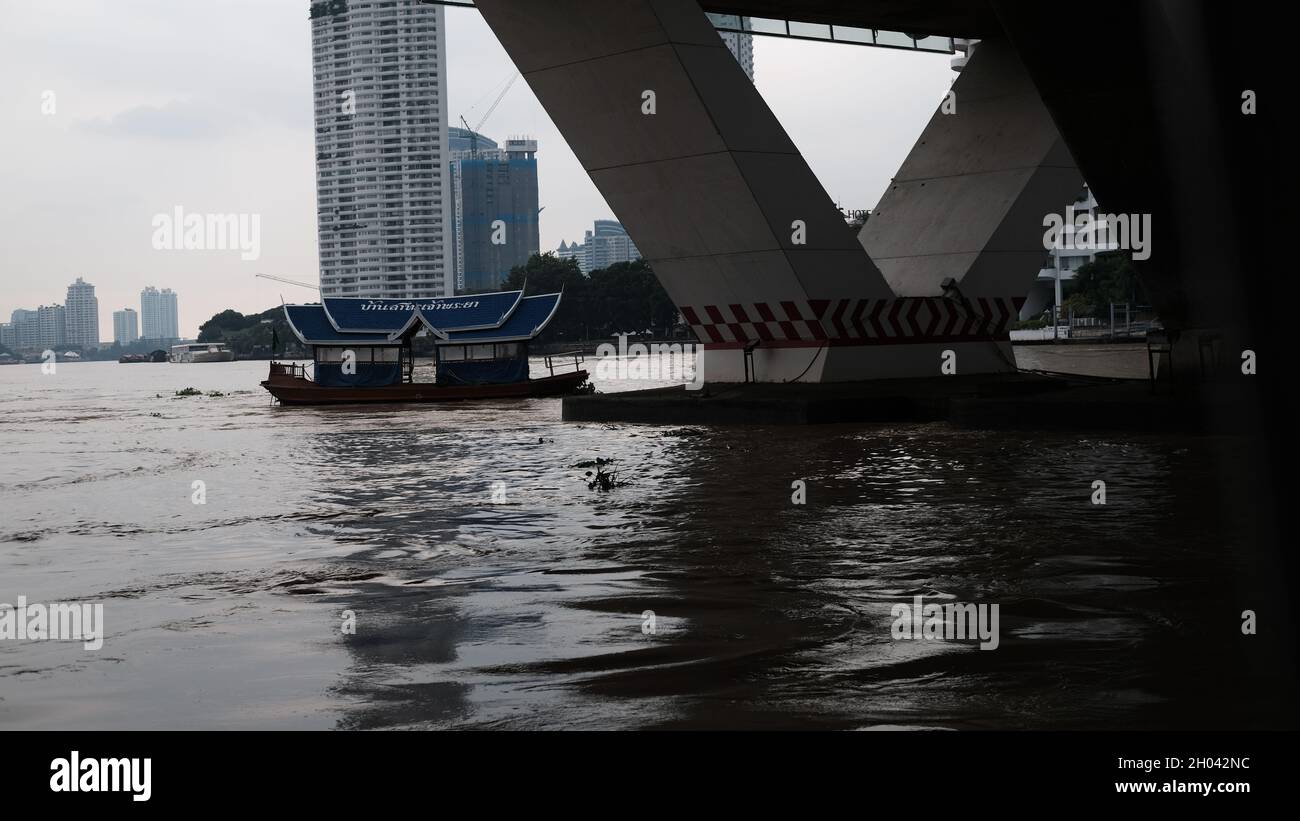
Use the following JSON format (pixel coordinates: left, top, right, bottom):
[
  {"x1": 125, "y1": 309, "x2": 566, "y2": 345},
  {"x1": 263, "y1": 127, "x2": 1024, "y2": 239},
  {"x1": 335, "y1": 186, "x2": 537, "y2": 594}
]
[
  {"x1": 323, "y1": 291, "x2": 522, "y2": 334},
  {"x1": 439, "y1": 293, "x2": 563, "y2": 344},
  {"x1": 283, "y1": 305, "x2": 392, "y2": 345},
  {"x1": 283, "y1": 290, "x2": 564, "y2": 346}
]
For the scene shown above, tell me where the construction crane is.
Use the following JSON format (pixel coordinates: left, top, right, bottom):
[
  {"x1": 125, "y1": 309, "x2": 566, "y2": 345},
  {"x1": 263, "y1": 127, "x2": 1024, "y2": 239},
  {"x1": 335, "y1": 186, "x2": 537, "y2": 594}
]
[
  {"x1": 255, "y1": 273, "x2": 319, "y2": 291},
  {"x1": 459, "y1": 72, "x2": 519, "y2": 158}
]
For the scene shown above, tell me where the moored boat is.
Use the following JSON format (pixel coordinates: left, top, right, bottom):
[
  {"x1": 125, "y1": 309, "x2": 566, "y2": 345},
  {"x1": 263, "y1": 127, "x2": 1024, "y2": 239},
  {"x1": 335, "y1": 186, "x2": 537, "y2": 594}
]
[
  {"x1": 170, "y1": 343, "x2": 235, "y2": 363},
  {"x1": 260, "y1": 290, "x2": 588, "y2": 406}
]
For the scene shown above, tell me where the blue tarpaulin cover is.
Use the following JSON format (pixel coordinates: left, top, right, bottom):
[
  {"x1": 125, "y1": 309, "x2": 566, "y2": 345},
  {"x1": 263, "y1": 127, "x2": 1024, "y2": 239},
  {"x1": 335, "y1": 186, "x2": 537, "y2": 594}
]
[
  {"x1": 315, "y1": 363, "x2": 403, "y2": 388},
  {"x1": 435, "y1": 358, "x2": 529, "y2": 386}
]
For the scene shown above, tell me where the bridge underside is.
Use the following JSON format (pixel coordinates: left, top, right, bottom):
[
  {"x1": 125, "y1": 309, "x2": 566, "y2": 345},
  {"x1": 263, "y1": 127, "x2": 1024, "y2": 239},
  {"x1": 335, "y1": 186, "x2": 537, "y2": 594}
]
[{"x1": 469, "y1": 0, "x2": 1282, "y2": 387}]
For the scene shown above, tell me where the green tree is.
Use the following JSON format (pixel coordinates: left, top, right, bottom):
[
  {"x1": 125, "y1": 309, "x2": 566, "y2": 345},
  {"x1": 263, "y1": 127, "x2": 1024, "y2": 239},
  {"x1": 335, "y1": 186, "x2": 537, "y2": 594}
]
[
  {"x1": 500, "y1": 253, "x2": 679, "y2": 343},
  {"x1": 1072, "y1": 250, "x2": 1146, "y2": 313},
  {"x1": 196, "y1": 307, "x2": 303, "y2": 358},
  {"x1": 499, "y1": 251, "x2": 585, "y2": 295},
  {"x1": 198, "y1": 309, "x2": 254, "y2": 342},
  {"x1": 1060, "y1": 292, "x2": 1096, "y2": 320},
  {"x1": 500, "y1": 253, "x2": 590, "y2": 342},
  {"x1": 588, "y1": 259, "x2": 676, "y2": 336}
]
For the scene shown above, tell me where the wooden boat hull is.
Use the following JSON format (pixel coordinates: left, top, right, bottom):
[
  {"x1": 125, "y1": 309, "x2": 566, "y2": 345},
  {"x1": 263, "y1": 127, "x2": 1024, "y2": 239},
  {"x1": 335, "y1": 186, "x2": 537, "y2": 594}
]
[{"x1": 261, "y1": 368, "x2": 589, "y2": 406}]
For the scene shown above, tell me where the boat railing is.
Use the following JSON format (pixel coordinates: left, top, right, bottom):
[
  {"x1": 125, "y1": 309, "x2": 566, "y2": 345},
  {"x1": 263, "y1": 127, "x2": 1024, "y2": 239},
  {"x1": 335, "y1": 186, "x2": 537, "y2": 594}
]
[
  {"x1": 544, "y1": 351, "x2": 585, "y2": 376},
  {"x1": 270, "y1": 361, "x2": 313, "y2": 381}
]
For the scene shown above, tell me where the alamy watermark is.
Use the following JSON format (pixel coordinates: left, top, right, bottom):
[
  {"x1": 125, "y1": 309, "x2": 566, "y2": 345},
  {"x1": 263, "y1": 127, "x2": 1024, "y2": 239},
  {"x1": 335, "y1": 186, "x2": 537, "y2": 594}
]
[
  {"x1": 593, "y1": 334, "x2": 704, "y2": 390},
  {"x1": 50, "y1": 752, "x2": 151, "y2": 802},
  {"x1": 151, "y1": 205, "x2": 261, "y2": 261},
  {"x1": 0, "y1": 596, "x2": 104, "y2": 650},
  {"x1": 891, "y1": 595, "x2": 1000, "y2": 650},
  {"x1": 1043, "y1": 204, "x2": 1151, "y2": 261}
]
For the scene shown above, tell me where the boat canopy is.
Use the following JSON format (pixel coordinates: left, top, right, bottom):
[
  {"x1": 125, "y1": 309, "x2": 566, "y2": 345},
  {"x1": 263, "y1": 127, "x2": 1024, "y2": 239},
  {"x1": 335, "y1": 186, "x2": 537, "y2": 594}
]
[
  {"x1": 322, "y1": 290, "x2": 523, "y2": 334},
  {"x1": 283, "y1": 305, "x2": 392, "y2": 346},
  {"x1": 282, "y1": 290, "x2": 563, "y2": 347},
  {"x1": 438, "y1": 293, "x2": 563, "y2": 344}
]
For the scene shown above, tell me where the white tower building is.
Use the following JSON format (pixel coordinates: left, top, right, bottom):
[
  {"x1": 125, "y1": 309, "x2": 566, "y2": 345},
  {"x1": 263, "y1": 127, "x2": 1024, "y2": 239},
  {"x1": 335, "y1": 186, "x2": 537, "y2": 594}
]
[
  {"x1": 141, "y1": 286, "x2": 179, "y2": 341},
  {"x1": 310, "y1": 0, "x2": 453, "y2": 299},
  {"x1": 64, "y1": 277, "x2": 100, "y2": 348},
  {"x1": 113, "y1": 308, "x2": 140, "y2": 345}
]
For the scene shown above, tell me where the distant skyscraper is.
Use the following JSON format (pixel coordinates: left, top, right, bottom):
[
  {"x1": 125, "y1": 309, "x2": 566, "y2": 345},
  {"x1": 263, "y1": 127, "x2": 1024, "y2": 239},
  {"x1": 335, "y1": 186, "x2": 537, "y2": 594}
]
[
  {"x1": 64, "y1": 277, "x2": 100, "y2": 348},
  {"x1": 140, "y1": 287, "x2": 179, "y2": 341},
  {"x1": 9, "y1": 309, "x2": 39, "y2": 350},
  {"x1": 310, "y1": 0, "x2": 453, "y2": 299},
  {"x1": 451, "y1": 136, "x2": 540, "y2": 294},
  {"x1": 36, "y1": 305, "x2": 66, "y2": 349},
  {"x1": 113, "y1": 308, "x2": 140, "y2": 346},
  {"x1": 557, "y1": 220, "x2": 642, "y2": 275}
]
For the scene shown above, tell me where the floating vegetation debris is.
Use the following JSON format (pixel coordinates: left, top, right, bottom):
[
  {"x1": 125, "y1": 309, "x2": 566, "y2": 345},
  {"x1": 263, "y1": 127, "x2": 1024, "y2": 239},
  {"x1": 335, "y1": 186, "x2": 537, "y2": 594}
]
[
  {"x1": 584, "y1": 462, "x2": 626, "y2": 492},
  {"x1": 174, "y1": 387, "x2": 202, "y2": 397},
  {"x1": 571, "y1": 457, "x2": 615, "y2": 469}
]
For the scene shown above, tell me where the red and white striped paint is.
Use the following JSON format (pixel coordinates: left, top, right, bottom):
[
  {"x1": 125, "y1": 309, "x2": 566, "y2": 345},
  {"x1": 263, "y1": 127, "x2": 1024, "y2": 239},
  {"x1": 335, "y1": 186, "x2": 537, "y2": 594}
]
[{"x1": 679, "y1": 297, "x2": 1027, "y2": 348}]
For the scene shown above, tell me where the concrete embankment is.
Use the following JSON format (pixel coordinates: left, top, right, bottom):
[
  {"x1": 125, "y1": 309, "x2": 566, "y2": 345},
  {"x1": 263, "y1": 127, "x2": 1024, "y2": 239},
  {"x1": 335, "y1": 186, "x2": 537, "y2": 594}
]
[{"x1": 564, "y1": 373, "x2": 1258, "y2": 432}]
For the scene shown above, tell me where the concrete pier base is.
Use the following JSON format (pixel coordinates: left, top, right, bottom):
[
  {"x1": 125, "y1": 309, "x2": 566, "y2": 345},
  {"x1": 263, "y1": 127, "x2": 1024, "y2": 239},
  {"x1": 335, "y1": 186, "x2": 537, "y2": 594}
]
[
  {"x1": 699, "y1": 340, "x2": 1018, "y2": 383},
  {"x1": 563, "y1": 374, "x2": 1256, "y2": 432}
]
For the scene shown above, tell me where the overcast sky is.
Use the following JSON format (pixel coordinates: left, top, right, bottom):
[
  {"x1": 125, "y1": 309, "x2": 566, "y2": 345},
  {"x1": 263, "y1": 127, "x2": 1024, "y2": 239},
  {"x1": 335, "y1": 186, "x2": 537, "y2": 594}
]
[{"x1": 0, "y1": 0, "x2": 954, "y2": 339}]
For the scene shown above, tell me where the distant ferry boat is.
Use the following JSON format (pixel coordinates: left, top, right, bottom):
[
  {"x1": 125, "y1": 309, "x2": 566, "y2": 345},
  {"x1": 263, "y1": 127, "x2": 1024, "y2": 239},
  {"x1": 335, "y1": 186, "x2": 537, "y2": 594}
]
[
  {"x1": 261, "y1": 290, "x2": 588, "y2": 406},
  {"x1": 170, "y1": 343, "x2": 235, "y2": 363}
]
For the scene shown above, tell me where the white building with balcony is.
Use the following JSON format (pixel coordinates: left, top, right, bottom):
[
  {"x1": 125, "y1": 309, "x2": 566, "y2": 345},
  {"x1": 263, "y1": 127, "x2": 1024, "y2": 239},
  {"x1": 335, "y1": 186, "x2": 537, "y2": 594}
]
[
  {"x1": 310, "y1": 0, "x2": 453, "y2": 299},
  {"x1": 1020, "y1": 185, "x2": 1122, "y2": 320},
  {"x1": 64, "y1": 277, "x2": 100, "y2": 349}
]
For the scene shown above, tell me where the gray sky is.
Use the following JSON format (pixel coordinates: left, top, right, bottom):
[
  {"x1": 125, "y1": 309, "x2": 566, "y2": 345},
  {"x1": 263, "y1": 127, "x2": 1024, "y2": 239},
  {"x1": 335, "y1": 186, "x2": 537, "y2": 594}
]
[{"x1": 0, "y1": 0, "x2": 954, "y2": 339}]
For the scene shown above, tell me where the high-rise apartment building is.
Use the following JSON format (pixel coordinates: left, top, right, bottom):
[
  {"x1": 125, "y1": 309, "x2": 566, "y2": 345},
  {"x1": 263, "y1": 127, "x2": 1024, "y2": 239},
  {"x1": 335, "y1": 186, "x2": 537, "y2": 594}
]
[
  {"x1": 310, "y1": 0, "x2": 453, "y2": 299},
  {"x1": 36, "y1": 305, "x2": 66, "y2": 350},
  {"x1": 140, "y1": 287, "x2": 179, "y2": 341},
  {"x1": 451, "y1": 136, "x2": 540, "y2": 294},
  {"x1": 113, "y1": 308, "x2": 140, "y2": 346},
  {"x1": 8, "y1": 309, "x2": 39, "y2": 350},
  {"x1": 64, "y1": 277, "x2": 100, "y2": 348}
]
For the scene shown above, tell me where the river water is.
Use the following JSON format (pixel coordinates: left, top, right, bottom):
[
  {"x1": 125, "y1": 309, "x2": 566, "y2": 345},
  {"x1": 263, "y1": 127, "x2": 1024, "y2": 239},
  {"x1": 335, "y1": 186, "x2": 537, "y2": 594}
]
[{"x1": 0, "y1": 356, "x2": 1290, "y2": 729}]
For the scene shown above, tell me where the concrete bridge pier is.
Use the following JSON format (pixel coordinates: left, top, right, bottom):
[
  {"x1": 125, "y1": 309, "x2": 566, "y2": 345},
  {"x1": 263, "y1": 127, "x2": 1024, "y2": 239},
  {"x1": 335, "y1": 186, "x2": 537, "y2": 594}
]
[{"x1": 473, "y1": 0, "x2": 1078, "y2": 384}]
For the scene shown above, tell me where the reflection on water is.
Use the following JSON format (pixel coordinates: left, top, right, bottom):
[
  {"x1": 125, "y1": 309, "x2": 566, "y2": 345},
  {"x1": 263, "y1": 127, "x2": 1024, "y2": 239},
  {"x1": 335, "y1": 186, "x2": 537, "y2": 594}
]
[{"x1": 0, "y1": 359, "x2": 1291, "y2": 729}]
